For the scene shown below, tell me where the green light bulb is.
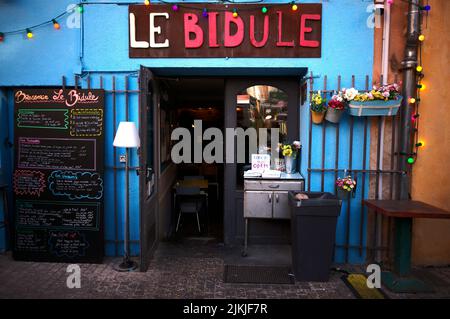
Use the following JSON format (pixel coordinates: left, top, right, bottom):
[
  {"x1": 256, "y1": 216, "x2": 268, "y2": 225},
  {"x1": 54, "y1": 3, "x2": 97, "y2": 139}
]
[
  {"x1": 262, "y1": 7, "x2": 268, "y2": 14},
  {"x1": 407, "y1": 157, "x2": 415, "y2": 164}
]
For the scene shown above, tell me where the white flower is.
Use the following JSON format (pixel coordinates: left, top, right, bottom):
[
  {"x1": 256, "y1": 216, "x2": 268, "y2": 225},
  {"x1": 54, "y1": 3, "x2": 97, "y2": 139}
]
[{"x1": 344, "y1": 88, "x2": 359, "y2": 101}]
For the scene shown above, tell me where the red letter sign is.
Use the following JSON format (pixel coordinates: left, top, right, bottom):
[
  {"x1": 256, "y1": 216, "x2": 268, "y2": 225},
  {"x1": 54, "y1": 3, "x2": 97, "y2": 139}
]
[
  {"x1": 224, "y1": 12, "x2": 244, "y2": 47},
  {"x1": 250, "y1": 15, "x2": 269, "y2": 48},
  {"x1": 208, "y1": 12, "x2": 220, "y2": 48},
  {"x1": 276, "y1": 11, "x2": 294, "y2": 47},
  {"x1": 300, "y1": 14, "x2": 321, "y2": 47},
  {"x1": 184, "y1": 13, "x2": 203, "y2": 48}
]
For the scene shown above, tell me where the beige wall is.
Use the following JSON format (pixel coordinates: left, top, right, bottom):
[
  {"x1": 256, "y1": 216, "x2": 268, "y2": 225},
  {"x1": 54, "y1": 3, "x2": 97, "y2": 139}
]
[
  {"x1": 411, "y1": 0, "x2": 450, "y2": 265},
  {"x1": 371, "y1": 0, "x2": 450, "y2": 265}
]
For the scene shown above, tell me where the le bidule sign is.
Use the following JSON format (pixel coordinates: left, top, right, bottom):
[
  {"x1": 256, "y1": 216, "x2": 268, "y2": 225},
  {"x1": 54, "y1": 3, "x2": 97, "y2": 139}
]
[{"x1": 129, "y1": 4, "x2": 322, "y2": 58}]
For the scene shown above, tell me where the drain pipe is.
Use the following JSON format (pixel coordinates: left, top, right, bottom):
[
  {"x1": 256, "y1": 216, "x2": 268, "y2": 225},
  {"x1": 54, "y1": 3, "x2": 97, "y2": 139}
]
[
  {"x1": 398, "y1": 0, "x2": 420, "y2": 199},
  {"x1": 375, "y1": 0, "x2": 391, "y2": 262}
]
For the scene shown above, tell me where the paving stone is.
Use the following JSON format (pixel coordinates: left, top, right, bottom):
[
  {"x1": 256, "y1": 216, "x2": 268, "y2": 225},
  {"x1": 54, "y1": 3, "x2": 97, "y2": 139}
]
[{"x1": 1, "y1": 242, "x2": 449, "y2": 299}]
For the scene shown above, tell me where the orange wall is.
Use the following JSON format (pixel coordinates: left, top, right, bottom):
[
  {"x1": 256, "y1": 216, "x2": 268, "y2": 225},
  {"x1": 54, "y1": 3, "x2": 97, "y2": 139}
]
[{"x1": 411, "y1": 0, "x2": 450, "y2": 265}]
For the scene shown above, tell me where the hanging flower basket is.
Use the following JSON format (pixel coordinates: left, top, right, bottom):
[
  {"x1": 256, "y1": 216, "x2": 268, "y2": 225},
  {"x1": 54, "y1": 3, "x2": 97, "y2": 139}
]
[
  {"x1": 325, "y1": 108, "x2": 344, "y2": 123},
  {"x1": 347, "y1": 97, "x2": 403, "y2": 117},
  {"x1": 310, "y1": 91, "x2": 327, "y2": 124},
  {"x1": 311, "y1": 110, "x2": 326, "y2": 124}
]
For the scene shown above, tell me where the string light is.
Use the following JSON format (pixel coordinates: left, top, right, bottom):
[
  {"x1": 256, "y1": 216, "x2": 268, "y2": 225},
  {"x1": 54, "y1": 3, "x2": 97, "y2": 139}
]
[
  {"x1": 420, "y1": 5, "x2": 431, "y2": 12},
  {"x1": 52, "y1": 19, "x2": 61, "y2": 30},
  {"x1": 3, "y1": 2, "x2": 307, "y2": 43},
  {"x1": 416, "y1": 65, "x2": 423, "y2": 72},
  {"x1": 415, "y1": 142, "x2": 424, "y2": 147},
  {"x1": 418, "y1": 34, "x2": 425, "y2": 41},
  {"x1": 409, "y1": 97, "x2": 416, "y2": 104},
  {"x1": 26, "y1": 29, "x2": 33, "y2": 39},
  {"x1": 411, "y1": 113, "x2": 420, "y2": 121},
  {"x1": 407, "y1": 157, "x2": 415, "y2": 164},
  {"x1": 417, "y1": 83, "x2": 426, "y2": 91}
]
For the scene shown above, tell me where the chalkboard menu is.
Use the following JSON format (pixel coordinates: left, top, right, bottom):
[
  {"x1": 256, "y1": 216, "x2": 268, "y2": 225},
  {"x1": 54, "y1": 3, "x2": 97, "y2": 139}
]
[{"x1": 13, "y1": 89, "x2": 104, "y2": 263}]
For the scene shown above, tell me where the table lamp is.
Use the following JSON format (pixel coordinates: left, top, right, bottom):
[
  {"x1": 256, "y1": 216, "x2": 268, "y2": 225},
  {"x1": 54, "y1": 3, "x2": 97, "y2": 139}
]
[{"x1": 113, "y1": 121, "x2": 140, "y2": 271}]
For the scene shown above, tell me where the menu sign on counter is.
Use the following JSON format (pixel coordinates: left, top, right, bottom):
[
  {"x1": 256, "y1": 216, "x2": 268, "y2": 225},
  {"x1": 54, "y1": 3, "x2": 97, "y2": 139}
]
[{"x1": 13, "y1": 89, "x2": 104, "y2": 263}]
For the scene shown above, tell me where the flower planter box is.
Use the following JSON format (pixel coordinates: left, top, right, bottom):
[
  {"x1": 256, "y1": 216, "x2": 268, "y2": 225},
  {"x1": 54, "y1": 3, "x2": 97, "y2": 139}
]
[{"x1": 348, "y1": 96, "x2": 403, "y2": 117}]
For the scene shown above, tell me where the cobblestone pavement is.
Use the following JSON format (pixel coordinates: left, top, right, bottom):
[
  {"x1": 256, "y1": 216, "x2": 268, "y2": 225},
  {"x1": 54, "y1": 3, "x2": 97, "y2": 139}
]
[{"x1": 0, "y1": 240, "x2": 449, "y2": 299}]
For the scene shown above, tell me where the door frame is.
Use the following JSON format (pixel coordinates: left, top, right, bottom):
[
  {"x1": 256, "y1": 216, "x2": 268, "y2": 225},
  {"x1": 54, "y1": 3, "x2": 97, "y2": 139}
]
[{"x1": 224, "y1": 77, "x2": 301, "y2": 245}]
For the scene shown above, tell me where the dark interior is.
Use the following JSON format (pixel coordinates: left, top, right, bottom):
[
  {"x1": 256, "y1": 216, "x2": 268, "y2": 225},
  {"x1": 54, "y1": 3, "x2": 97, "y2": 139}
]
[{"x1": 160, "y1": 78, "x2": 225, "y2": 240}]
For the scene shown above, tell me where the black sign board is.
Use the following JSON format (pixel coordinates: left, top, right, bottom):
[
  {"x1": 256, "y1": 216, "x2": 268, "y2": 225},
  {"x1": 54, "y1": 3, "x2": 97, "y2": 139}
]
[{"x1": 13, "y1": 88, "x2": 105, "y2": 263}]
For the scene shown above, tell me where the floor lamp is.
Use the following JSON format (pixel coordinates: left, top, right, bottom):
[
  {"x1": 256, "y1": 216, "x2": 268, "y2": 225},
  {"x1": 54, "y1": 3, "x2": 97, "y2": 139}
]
[{"x1": 113, "y1": 121, "x2": 140, "y2": 271}]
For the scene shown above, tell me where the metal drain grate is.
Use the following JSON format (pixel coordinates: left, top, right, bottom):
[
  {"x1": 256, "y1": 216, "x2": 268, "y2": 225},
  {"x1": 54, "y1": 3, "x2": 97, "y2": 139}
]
[{"x1": 223, "y1": 265, "x2": 295, "y2": 284}]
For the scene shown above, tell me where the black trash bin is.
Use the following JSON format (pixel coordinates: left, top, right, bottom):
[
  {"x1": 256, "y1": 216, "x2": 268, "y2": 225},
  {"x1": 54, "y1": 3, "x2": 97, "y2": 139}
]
[{"x1": 288, "y1": 191, "x2": 341, "y2": 282}]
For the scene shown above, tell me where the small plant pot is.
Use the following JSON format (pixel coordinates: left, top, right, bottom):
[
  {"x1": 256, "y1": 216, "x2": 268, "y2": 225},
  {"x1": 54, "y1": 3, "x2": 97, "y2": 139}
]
[
  {"x1": 336, "y1": 188, "x2": 350, "y2": 200},
  {"x1": 325, "y1": 108, "x2": 344, "y2": 123},
  {"x1": 311, "y1": 110, "x2": 326, "y2": 124}
]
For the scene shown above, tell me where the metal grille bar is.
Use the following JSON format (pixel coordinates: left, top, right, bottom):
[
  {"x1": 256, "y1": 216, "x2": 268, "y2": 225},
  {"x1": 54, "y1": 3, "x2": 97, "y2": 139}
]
[{"x1": 307, "y1": 73, "x2": 402, "y2": 264}]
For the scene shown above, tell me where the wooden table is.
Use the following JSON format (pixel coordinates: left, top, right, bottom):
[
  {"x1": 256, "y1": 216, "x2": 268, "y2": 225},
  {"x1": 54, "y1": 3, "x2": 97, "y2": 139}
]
[{"x1": 363, "y1": 200, "x2": 450, "y2": 293}]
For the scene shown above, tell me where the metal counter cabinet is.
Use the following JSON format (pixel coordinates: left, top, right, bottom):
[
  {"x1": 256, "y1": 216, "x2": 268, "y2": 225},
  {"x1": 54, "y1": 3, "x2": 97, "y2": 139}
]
[{"x1": 242, "y1": 177, "x2": 304, "y2": 256}]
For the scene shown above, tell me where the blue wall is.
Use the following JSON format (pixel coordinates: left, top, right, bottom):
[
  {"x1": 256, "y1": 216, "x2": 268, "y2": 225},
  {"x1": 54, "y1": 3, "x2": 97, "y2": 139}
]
[{"x1": 0, "y1": 0, "x2": 375, "y2": 263}]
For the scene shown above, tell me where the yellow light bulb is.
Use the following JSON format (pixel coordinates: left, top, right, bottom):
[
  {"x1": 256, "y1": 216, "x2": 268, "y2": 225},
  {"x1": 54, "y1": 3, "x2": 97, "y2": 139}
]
[
  {"x1": 418, "y1": 34, "x2": 425, "y2": 41},
  {"x1": 292, "y1": 4, "x2": 298, "y2": 11},
  {"x1": 420, "y1": 83, "x2": 426, "y2": 91},
  {"x1": 27, "y1": 31, "x2": 33, "y2": 39},
  {"x1": 233, "y1": 12, "x2": 238, "y2": 18},
  {"x1": 409, "y1": 97, "x2": 416, "y2": 104},
  {"x1": 144, "y1": 0, "x2": 150, "y2": 6},
  {"x1": 416, "y1": 65, "x2": 423, "y2": 72}
]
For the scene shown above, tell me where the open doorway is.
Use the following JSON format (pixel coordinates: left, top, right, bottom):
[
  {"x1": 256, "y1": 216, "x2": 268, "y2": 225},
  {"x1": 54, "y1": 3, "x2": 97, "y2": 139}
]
[{"x1": 160, "y1": 78, "x2": 225, "y2": 241}]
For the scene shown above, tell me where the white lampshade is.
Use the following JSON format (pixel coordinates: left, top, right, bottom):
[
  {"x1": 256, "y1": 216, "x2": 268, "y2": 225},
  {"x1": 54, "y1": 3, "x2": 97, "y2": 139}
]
[{"x1": 113, "y1": 121, "x2": 141, "y2": 148}]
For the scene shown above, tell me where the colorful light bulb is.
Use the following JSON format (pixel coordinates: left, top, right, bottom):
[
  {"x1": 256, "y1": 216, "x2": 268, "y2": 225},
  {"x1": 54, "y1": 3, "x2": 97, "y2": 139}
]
[
  {"x1": 172, "y1": 4, "x2": 179, "y2": 11},
  {"x1": 387, "y1": 0, "x2": 394, "y2": 4},
  {"x1": 52, "y1": 19, "x2": 60, "y2": 30},
  {"x1": 144, "y1": 0, "x2": 150, "y2": 6},
  {"x1": 262, "y1": 7, "x2": 268, "y2": 14},
  {"x1": 77, "y1": 5, "x2": 83, "y2": 13},
  {"x1": 418, "y1": 34, "x2": 425, "y2": 41},
  {"x1": 232, "y1": 9, "x2": 238, "y2": 18},
  {"x1": 415, "y1": 142, "x2": 424, "y2": 147},
  {"x1": 407, "y1": 157, "x2": 415, "y2": 164},
  {"x1": 420, "y1": 5, "x2": 431, "y2": 11},
  {"x1": 409, "y1": 97, "x2": 416, "y2": 104},
  {"x1": 416, "y1": 65, "x2": 423, "y2": 72},
  {"x1": 202, "y1": 8, "x2": 208, "y2": 18},
  {"x1": 26, "y1": 29, "x2": 33, "y2": 39},
  {"x1": 292, "y1": 3, "x2": 298, "y2": 11}
]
